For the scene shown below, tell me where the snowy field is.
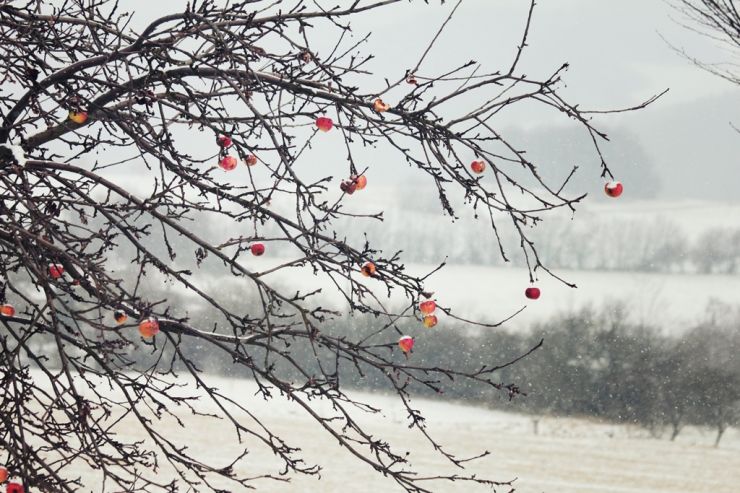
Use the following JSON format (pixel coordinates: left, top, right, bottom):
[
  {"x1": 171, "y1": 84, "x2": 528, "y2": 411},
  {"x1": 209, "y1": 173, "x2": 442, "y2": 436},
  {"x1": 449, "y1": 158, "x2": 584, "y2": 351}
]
[{"x1": 31, "y1": 373, "x2": 740, "y2": 493}]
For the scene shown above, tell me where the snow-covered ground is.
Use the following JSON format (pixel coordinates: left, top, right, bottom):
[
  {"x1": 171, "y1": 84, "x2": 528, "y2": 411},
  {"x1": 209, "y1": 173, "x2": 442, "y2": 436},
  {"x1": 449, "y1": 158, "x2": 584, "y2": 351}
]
[{"x1": 29, "y1": 373, "x2": 740, "y2": 493}]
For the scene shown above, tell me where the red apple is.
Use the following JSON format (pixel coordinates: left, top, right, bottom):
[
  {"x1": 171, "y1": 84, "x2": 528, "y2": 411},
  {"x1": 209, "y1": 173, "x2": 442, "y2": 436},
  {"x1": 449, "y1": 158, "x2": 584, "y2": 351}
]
[
  {"x1": 470, "y1": 160, "x2": 486, "y2": 174},
  {"x1": 6, "y1": 482, "x2": 24, "y2": 493},
  {"x1": 1, "y1": 304, "x2": 16, "y2": 317},
  {"x1": 250, "y1": 243, "x2": 265, "y2": 256},
  {"x1": 423, "y1": 314, "x2": 438, "y2": 328},
  {"x1": 605, "y1": 181, "x2": 623, "y2": 198},
  {"x1": 525, "y1": 287, "x2": 541, "y2": 300},
  {"x1": 340, "y1": 179, "x2": 357, "y2": 195},
  {"x1": 245, "y1": 154, "x2": 258, "y2": 166},
  {"x1": 398, "y1": 335, "x2": 414, "y2": 353},
  {"x1": 216, "y1": 134, "x2": 232, "y2": 148},
  {"x1": 360, "y1": 262, "x2": 376, "y2": 277},
  {"x1": 49, "y1": 263, "x2": 64, "y2": 279},
  {"x1": 139, "y1": 317, "x2": 160, "y2": 338},
  {"x1": 353, "y1": 174, "x2": 367, "y2": 190},
  {"x1": 315, "y1": 116, "x2": 333, "y2": 132},
  {"x1": 0, "y1": 465, "x2": 8, "y2": 482},
  {"x1": 68, "y1": 111, "x2": 88, "y2": 124},
  {"x1": 373, "y1": 98, "x2": 390, "y2": 113},
  {"x1": 419, "y1": 300, "x2": 436, "y2": 315},
  {"x1": 219, "y1": 155, "x2": 238, "y2": 171},
  {"x1": 114, "y1": 309, "x2": 128, "y2": 325}
]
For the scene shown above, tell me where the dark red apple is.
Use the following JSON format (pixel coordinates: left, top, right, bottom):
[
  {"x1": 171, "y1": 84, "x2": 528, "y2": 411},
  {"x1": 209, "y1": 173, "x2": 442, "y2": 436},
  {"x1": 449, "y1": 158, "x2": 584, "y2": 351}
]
[
  {"x1": 470, "y1": 160, "x2": 486, "y2": 174},
  {"x1": 216, "y1": 134, "x2": 232, "y2": 148},
  {"x1": 605, "y1": 181, "x2": 623, "y2": 198},
  {"x1": 250, "y1": 243, "x2": 265, "y2": 256},
  {"x1": 525, "y1": 287, "x2": 541, "y2": 300}
]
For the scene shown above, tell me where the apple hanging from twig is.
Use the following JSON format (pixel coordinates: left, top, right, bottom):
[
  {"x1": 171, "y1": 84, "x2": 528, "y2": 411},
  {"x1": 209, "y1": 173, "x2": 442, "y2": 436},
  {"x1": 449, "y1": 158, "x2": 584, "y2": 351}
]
[
  {"x1": 1, "y1": 304, "x2": 16, "y2": 317},
  {"x1": 398, "y1": 336, "x2": 414, "y2": 353},
  {"x1": 525, "y1": 287, "x2": 541, "y2": 300},
  {"x1": 139, "y1": 317, "x2": 160, "y2": 338},
  {"x1": 605, "y1": 181, "x2": 623, "y2": 198},
  {"x1": 316, "y1": 116, "x2": 333, "y2": 132}
]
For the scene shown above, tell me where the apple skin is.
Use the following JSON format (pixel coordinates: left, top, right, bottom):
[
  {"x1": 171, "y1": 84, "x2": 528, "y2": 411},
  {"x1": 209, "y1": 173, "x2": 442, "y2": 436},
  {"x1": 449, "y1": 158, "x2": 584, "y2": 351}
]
[
  {"x1": 0, "y1": 304, "x2": 16, "y2": 317},
  {"x1": 216, "y1": 134, "x2": 232, "y2": 148},
  {"x1": 470, "y1": 160, "x2": 486, "y2": 174},
  {"x1": 113, "y1": 309, "x2": 128, "y2": 324},
  {"x1": 353, "y1": 174, "x2": 367, "y2": 190},
  {"x1": 139, "y1": 317, "x2": 160, "y2": 338},
  {"x1": 68, "y1": 111, "x2": 88, "y2": 124},
  {"x1": 373, "y1": 98, "x2": 390, "y2": 112},
  {"x1": 315, "y1": 116, "x2": 333, "y2": 132},
  {"x1": 360, "y1": 262, "x2": 376, "y2": 277},
  {"x1": 0, "y1": 466, "x2": 8, "y2": 482},
  {"x1": 245, "y1": 154, "x2": 258, "y2": 166},
  {"x1": 525, "y1": 287, "x2": 541, "y2": 300},
  {"x1": 7, "y1": 482, "x2": 25, "y2": 493},
  {"x1": 219, "y1": 156, "x2": 238, "y2": 171},
  {"x1": 398, "y1": 335, "x2": 414, "y2": 353},
  {"x1": 423, "y1": 315, "x2": 438, "y2": 328},
  {"x1": 419, "y1": 300, "x2": 436, "y2": 315},
  {"x1": 49, "y1": 263, "x2": 64, "y2": 279},
  {"x1": 605, "y1": 181, "x2": 623, "y2": 198},
  {"x1": 250, "y1": 243, "x2": 265, "y2": 256}
]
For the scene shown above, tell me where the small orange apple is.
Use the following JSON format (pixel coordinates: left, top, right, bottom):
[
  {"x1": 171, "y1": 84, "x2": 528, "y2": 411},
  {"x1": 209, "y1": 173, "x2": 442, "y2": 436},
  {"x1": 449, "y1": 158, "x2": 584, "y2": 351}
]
[
  {"x1": 245, "y1": 154, "x2": 258, "y2": 166},
  {"x1": 373, "y1": 98, "x2": 390, "y2": 112},
  {"x1": 68, "y1": 111, "x2": 88, "y2": 124},
  {"x1": 422, "y1": 315, "x2": 438, "y2": 328},
  {"x1": 1, "y1": 304, "x2": 16, "y2": 317},
  {"x1": 139, "y1": 317, "x2": 160, "y2": 338},
  {"x1": 353, "y1": 174, "x2": 367, "y2": 190},
  {"x1": 0, "y1": 465, "x2": 8, "y2": 482},
  {"x1": 360, "y1": 262, "x2": 376, "y2": 277}
]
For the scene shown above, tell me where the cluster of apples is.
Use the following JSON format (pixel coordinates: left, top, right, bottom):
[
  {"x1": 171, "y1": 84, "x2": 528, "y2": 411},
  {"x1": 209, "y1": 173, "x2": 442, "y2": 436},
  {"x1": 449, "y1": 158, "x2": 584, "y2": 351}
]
[
  {"x1": 339, "y1": 174, "x2": 367, "y2": 195},
  {"x1": 396, "y1": 299, "x2": 439, "y2": 355},
  {"x1": 216, "y1": 134, "x2": 258, "y2": 171},
  {"x1": 111, "y1": 308, "x2": 161, "y2": 339},
  {"x1": 0, "y1": 465, "x2": 25, "y2": 493}
]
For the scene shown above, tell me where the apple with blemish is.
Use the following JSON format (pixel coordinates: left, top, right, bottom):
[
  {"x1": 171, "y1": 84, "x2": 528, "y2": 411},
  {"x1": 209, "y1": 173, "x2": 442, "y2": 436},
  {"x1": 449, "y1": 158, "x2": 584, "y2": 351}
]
[
  {"x1": 525, "y1": 287, "x2": 541, "y2": 300},
  {"x1": 470, "y1": 160, "x2": 486, "y2": 174},
  {"x1": 423, "y1": 315, "x2": 438, "y2": 328},
  {"x1": 139, "y1": 317, "x2": 160, "y2": 338},
  {"x1": 360, "y1": 262, "x2": 376, "y2": 277},
  {"x1": 373, "y1": 98, "x2": 390, "y2": 112},
  {"x1": 114, "y1": 309, "x2": 128, "y2": 325},
  {"x1": 216, "y1": 134, "x2": 232, "y2": 148},
  {"x1": 219, "y1": 156, "x2": 238, "y2": 171},
  {"x1": 605, "y1": 181, "x2": 623, "y2": 198},
  {"x1": 398, "y1": 335, "x2": 414, "y2": 353},
  {"x1": 315, "y1": 116, "x2": 333, "y2": 132},
  {"x1": 340, "y1": 179, "x2": 357, "y2": 195},
  {"x1": 245, "y1": 154, "x2": 258, "y2": 166},
  {"x1": 250, "y1": 243, "x2": 265, "y2": 256}
]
